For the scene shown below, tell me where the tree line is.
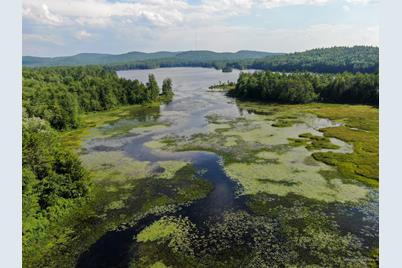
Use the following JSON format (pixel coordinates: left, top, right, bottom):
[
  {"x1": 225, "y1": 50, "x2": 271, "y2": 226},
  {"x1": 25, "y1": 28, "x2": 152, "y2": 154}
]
[
  {"x1": 103, "y1": 59, "x2": 236, "y2": 72},
  {"x1": 229, "y1": 71, "x2": 379, "y2": 105},
  {"x1": 23, "y1": 66, "x2": 173, "y2": 130}
]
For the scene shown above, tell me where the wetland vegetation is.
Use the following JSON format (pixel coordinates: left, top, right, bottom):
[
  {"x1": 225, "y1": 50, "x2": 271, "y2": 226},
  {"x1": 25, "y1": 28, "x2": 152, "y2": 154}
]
[{"x1": 22, "y1": 67, "x2": 378, "y2": 267}]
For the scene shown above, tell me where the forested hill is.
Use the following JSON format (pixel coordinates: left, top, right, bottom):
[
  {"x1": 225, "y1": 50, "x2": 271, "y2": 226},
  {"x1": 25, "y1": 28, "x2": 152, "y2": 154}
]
[
  {"x1": 22, "y1": 50, "x2": 279, "y2": 67},
  {"x1": 249, "y1": 46, "x2": 379, "y2": 73},
  {"x1": 23, "y1": 46, "x2": 378, "y2": 73}
]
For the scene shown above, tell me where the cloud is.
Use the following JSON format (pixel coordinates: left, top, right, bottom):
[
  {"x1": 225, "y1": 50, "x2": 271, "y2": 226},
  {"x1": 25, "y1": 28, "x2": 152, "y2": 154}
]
[
  {"x1": 343, "y1": 5, "x2": 351, "y2": 11},
  {"x1": 23, "y1": 0, "x2": 337, "y2": 28},
  {"x1": 22, "y1": 0, "x2": 379, "y2": 56},
  {"x1": 199, "y1": 0, "x2": 253, "y2": 15},
  {"x1": 75, "y1": 30, "x2": 92, "y2": 40},
  {"x1": 257, "y1": 0, "x2": 330, "y2": 9},
  {"x1": 23, "y1": 0, "x2": 189, "y2": 27},
  {"x1": 23, "y1": 3, "x2": 63, "y2": 25}
]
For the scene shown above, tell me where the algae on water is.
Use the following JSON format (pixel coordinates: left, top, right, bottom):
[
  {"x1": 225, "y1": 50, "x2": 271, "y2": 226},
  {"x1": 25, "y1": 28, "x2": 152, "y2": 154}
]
[{"x1": 81, "y1": 151, "x2": 151, "y2": 182}]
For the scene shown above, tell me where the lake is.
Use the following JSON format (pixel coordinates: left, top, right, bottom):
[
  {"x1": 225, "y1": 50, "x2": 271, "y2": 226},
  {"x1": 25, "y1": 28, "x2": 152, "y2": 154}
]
[{"x1": 76, "y1": 67, "x2": 378, "y2": 267}]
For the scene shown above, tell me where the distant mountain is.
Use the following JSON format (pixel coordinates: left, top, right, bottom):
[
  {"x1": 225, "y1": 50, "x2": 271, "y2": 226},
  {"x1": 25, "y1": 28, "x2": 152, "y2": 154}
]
[
  {"x1": 22, "y1": 46, "x2": 379, "y2": 73},
  {"x1": 22, "y1": 50, "x2": 279, "y2": 67}
]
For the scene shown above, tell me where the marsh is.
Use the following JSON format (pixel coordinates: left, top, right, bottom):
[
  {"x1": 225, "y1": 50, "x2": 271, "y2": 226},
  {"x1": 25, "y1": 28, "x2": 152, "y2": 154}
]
[{"x1": 65, "y1": 67, "x2": 378, "y2": 267}]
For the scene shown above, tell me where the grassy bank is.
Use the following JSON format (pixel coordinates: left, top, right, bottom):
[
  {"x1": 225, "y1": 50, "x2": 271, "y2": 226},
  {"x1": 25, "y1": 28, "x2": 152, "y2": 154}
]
[{"x1": 306, "y1": 104, "x2": 378, "y2": 187}]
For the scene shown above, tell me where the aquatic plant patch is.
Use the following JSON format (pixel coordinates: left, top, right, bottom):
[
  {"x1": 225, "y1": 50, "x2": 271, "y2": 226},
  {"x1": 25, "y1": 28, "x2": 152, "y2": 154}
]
[
  {"x1": 129, "y1": 207, "x2": 374, "y2": 267},
  {"x1": 236, "y1": 102, "x2": 378, "y2": 187},
  {"x1": 288, "y1": 132, "x2": 341, "y2": 151},
  {"x1": 61, "y1": 103, "x2": 163, "y2": 150},
  {"x1": 155, "y1": 161, "x2": 190, "y2": 179},
  {"x1": 224, "y1": 161, "x2": 368, "y2": 202},
  {"x1": 136, "y1": 216, "x2": 196, "y2": 253},
  {"x1": 272, "y1": 118, "x2": 303, "y2": 128},
  {"x1": 81, "y1": 151, "x2": 152, "y2": 182}
]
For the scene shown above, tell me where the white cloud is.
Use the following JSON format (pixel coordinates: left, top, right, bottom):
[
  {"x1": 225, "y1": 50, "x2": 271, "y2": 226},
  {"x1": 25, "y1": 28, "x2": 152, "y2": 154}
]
[
  {"x1": 23, "y1": 0, "x2": 189, "y2": 27},
  {"x1": 22, "y1": 0, "x2": 379, "y2": 56},
  {"x1": 257, "y1": 0, "x2": 330, "y2": 9},
  {"x1": 23, "y1": 3, "x2": 63, "y2": 25},
  {"x1": 200, "y1": 0, "x2": 253, "y2": 15},
  {"x1": 42, "y1": 4, "x2": 63, "y2": 24},
  {"x1": 75, "y1": 30, "x2": 92, "y2": 40},
  {"x1": 22, "y1": 0, "x2": 337, "y2": 28}
]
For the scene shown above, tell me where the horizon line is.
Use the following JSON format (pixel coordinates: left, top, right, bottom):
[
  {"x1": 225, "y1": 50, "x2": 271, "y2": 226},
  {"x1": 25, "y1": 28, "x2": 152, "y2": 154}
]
[{"x1": 22, "y1": 45, "x2": 379, "y2": 58}]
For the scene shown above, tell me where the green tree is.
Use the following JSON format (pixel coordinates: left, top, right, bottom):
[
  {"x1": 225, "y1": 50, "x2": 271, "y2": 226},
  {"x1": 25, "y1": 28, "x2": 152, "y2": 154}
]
[
  {"x1": 22, "y1": 116, "x2": 90, "y2": 210},
  {"x1": 162, "y1": 78, "x2": 173, "y2": 96},
  {"x1": 22, "y1": 115, "x2": 90, "y2": 264},
  {"x1": 147, "y1": 74, "x2": 160, "y2": 100}
]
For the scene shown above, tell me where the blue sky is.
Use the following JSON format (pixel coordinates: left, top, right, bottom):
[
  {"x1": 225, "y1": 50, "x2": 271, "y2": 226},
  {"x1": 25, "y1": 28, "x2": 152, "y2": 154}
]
[{"x1": 22, "y1": 0, "x2": 379, "y2": 57}]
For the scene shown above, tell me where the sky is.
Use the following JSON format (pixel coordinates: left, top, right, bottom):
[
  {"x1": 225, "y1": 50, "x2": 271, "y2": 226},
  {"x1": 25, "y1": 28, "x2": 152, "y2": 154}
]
[{"x1": 22, "y1": 0, "x2": 379, "y2": 57}]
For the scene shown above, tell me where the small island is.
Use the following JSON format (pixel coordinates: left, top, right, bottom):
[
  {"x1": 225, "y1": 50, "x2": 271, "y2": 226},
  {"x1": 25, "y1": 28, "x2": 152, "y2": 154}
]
[
  {"x1": 222, "y1": 66, "x2": 233, "y2": 72},
  {"x1": 207, "y1": 80, "x2": 236, "y2": 92}
]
